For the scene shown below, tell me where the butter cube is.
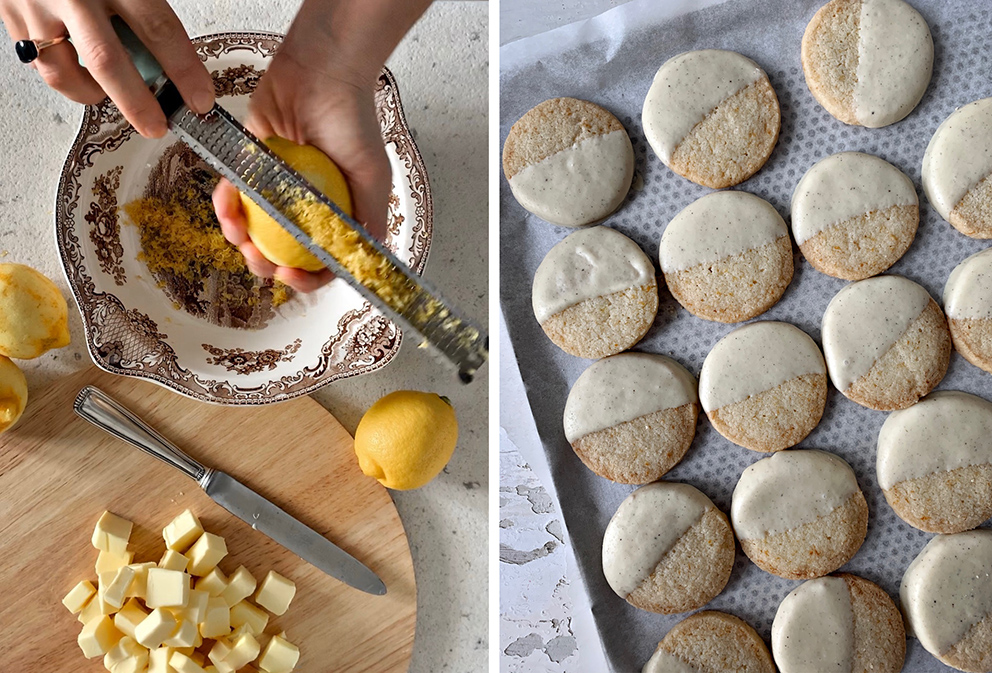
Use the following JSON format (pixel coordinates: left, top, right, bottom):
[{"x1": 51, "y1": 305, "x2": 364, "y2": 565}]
[
  {"x1": 92, "y1": 511, "x2": 133, "y2": 556},
  {"x1": 228, "y1": 623, "x2": 251, "y2": 641},
  {"x1": 199, "y1": 596, "x2": 230, "y2": 639},
  {"x1": 134, "y1": 608, "x2": 179, "y2": 649},
  {"x1": 229, "y1": 599, "x2": 268, "y2": 635},
  {"x1": 212, "y1": 661, "x2": 235, "y2": 673},
  {"x1": 148, "y1": 646, "x2": 177, "y2": 673},
  {"x1": 125, "y1": 562, "x2": 156, "y2": 599},
  {"x1": 220, "y1": 566, "x2": 256, "y2": 607},
  {"x1": 174, "y1": 588, "x2": 208, "y2": 624},
  {"x1": 255, "y1": 571, "x2": 296, "y2": 616},
  {"x1": 160, "y1": 549, "x2": 190, "y2": 572},
  {"x1": 163, "y1": 618, "x2": 198, "y2": 648},
  {"x1": 62, "y1": 580, "x2": 96, "y2": 614},
  {"x1": 96, "y1": 549, "x2": 134, "y2": 574},
  {"x1": 114, "y1": 598, "x2": 150, "y2": 639},
  {"x1": 207, "y1": 636, "x2": 232, "y2": 665},
  {"x1": 104, "y1": 636, "x2": 147, "y2": 670},
  {"x1": 146, "y1": 568, "x2": 190, "y2": 609},
  {"x1": 257, "y1": 635, "x2": 300, "y2": 673},
  {"x1": 185, "y1": 532, "x2": 227, "y2": 576},
  {"x1": 163, "y1": 510, "x2": 204, "y2": 552},
  {"x1": 77, "y1": 615, "x2": 123, "y2": 658},
  {"x1": 112, "y1": 655, "x2": 150, "y2": 673},
  {"x1": 224, "y1": 632, "x2": 260, "y2": 669},
  {"x1": 195, "y1": 568, "x2": 228, "y2": 597},
  {"x1": 170, "y1": 652, "x2": 209, "y2": 673},
  {"x1": 100, "y1": 565, "x2": 136, "y2": 609},
  {"x1": 78, "y1": 594, "x2": 112, "y2": 624}
]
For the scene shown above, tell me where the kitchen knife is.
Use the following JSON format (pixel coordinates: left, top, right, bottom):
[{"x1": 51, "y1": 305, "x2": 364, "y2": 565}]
[
  {"x1": 111, "y1": 17, "x2": 487, "y2": 383},
  {"x1": 73, "y1": 385, "x2": 387, "y2": 596}
]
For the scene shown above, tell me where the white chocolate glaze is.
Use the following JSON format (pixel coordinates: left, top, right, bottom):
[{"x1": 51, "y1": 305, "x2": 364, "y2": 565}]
[
  {"x1": 791, "y1": 152, "x2": 917, "y2": 244},
  {"x1": 532, "y1": 226, "x2": 655, "y2": 323},
  {"x1": 698, "y1": 322, "x2": 825, "y2": 411},
  {"x1": 731, "y1": 450, "x2": 860, "y2": 540},
  {"x1": 900, "y1": 530, "x2": 992, "y2": 657},
  {"x1": 821, "y1": 275, "x2": 932, "y2": 392},
  {"x1": 563, "y1": 353, "x2": 697, "y2": 442},
  {"x1": 771, "y1": 576, "x2": 854, "y2": 673},
  {"x1": 643, "y1": 49, "x2": 764, "y2": 163},
  {"x1": 852, "y1": 0, "x2": 933, "y2": 128},
  {"x1": 660, "y1": 191, "x2": 788, "y2": 272},
  {"x1": 944, "y1": 248, "x2": 992, "y2": 320},
  {"x1": 642, "y1": 649, "x2": 700, "y2": 673},
  {"x1": 922, "y1": 98, "x2": 992, "y2": 221},
  {"x1": 602, "y1": 482, "x2": 711, "y2": 598},
  {"x1": 508, "y1": 130, "x2": 634, "y2": 228},
  {"x1": 877, "y1": 390, "x2": 992, "y2": 489}
]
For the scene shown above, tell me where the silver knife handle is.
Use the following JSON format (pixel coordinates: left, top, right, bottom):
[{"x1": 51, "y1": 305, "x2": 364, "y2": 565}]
[{"x1": 73, "y1": 386, "x2": 209, "y2": 483}]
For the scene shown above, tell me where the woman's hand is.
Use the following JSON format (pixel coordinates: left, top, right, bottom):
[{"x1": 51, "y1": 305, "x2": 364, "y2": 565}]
[{"x1": 0, "y1": 0, "x2": 214, "y2": 137}]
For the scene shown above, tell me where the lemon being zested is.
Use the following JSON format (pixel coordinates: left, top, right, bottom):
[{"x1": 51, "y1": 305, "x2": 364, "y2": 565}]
[
  {"x1": 0, "y1": 263, "x2": 70, "y2": 359},
  {"x1": 354, "y1": 391, "x2": 458, "y2": 490}
]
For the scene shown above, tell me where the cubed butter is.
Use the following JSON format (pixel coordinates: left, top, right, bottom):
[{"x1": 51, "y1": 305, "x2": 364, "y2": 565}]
[
  {"x1": 134, "y1": 608, "x2": 179, "y2": 649},
  {"x1": 163, "y1": 618, "x2": 198, "y2": 648},
  {"x1": 191, "y1": 650, "x2": 207, "y2": 665},
  {"x1": 195, "y1": 568, "x2": 228, "y2": 597},
  {"x1": 148, "y1": 646, "x2": 177, "y2": 673},
  {"x1": 212, "y1": 661, "x2": 235, "y2": 673},
  {"x1": 77, "y1": 594, "x2": 112, "y2": 624},
  {"x1": 146, "y1": 567, "x2": 190, "y2": 609},
  {"x1": 255, "y1": 571, "x2": 296, "y2": 616},
  {"x1": 173, "y1": 588, "x2": 208, "y2": 624},
  {"x1": 100, "y1": 565, "x2": 136, "y2": 609},
  {"x1": 160, "y1": 549, "x2": 190, "y2": 572},
  {"x1": 125, "y1": 561, "x2": 156, "y2": 599},
  {"x1": 229, "y1": 599, "x2": 268, "y2": 636},
  {"x1": 96, "y1": 549, "x2": 134, "y2": 574},
  {"x1": 104, "y1": 636, "x2": 147, "y2": 670},
  {"x1": 224, "y1": 632, "x2": 260, "y2": 669},
  {"x1": 220, "y1": 566, "x2": 256, "y2": 607},
  {"x1": 199, "y1": 596, "x2": 230, "y2": 639},
  {"x1": 257, "y1": 635, "x2": 300, "y2": 673},
  {"x1": 185, "y1": 532, "x2": 227, "y2": 576},
  {"x1": 207, "y1": 636, "x2": 232, "y2": 665},
  {"x1": 170, "y1": 651, "x2": 209, "y2": 673},
  {"x1": 62, "y1": 580, "x2": 96, "y2": 614},
  {"x1": 92, "y1": 511, "x2": 133, "y2": 556},
  {"x1": 77, "y1": 615, "x2": 123, "y2": 658},
  {"x1": 163, "y1": 510, "x2": 204, "y2": 553},
  {"x1": 114, "y1": 598, "x2": 150, "y2": 639},
  {"x1": 112, "y1": 654, "x2": 150, "y2": 673}
]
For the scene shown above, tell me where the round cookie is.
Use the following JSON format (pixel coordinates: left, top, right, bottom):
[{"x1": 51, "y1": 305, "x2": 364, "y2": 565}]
[
  {"x1": 532, "y1": 226, "x2": 658, "y2": 359},
  {"x1": 563, "y1": 353, "x2": 699, "y2": 484},
  {"x1": 503, "y1": 98, "x2": 634, "y2": 227},
  {"x1": 699, "y1": 322, "x2": 827, "y2": 453},
  {"x1": 944, "y1": 248, "x2": 992, "y2": 372},
  {"x1": 602, "y1": 482, "x2": 734, "y2": 614},
  {"x1": 731, "y1": 450, "x2": 868, "y2": 579},
  {"x1": 642, "y1": 611, "x2": 775, "y2": 673},
  {"x1": 660, "y1": 191, "x2": 793, "y2": 322},
  {"x1": 791, "y1": 152, "x2": 919, "y2": 280},
  {"x1": 821, "y1": 275, "x2": 951, "y2": 411},
  {"x1": 801, "y1": 0, "x2": 932, "y2": 128},
  {"x1": 901, "y1": 530, "x2": 992, "y2": 672},
  {"x1": 771, "y1": 573, "x2": 906, "y2": 673},
  {"x1": 642, "y1": 49, "x2": 780, "y2": 188},
  {"x1": 877, "y1": 390, "x2": 992, "y2": 534},
  {"x1": 923, "y1": 98, "x2": 992, "y2": 239}
]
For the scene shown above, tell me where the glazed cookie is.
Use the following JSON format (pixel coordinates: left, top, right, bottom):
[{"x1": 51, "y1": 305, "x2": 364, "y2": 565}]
[
  {"x1": 901, "y1": 530, "x2": 992, "y2": 672},
  {"x1": 563, "y1": 353, "x2": 698, "y2": 484},
  {"x1": 877, "y1": 390, "x2": 992, "y2": 534},
  {"x1": 801, "y1": 0, "x2": 932, "y2": 128},
  {"x1": 660, "y1": 191, "x2": 793, "y2": 322},
  {"x1": 642, "y1": 49, "x2": 780, "y2": 188},
  {"x1": 503, "y1": 98, "x2": 635, "y2": 227},
  {"x1": 731, "y1": 450, "x2": 868, "y2": 579},
  {"x1": 923, "y1": 98, "x2": 992, "y2": 238},
  {"x1": 792, "y1": 152, "x2": 918, "y2": 280},
  {"x1": 771, "y1": 574, "x2": 906, "y2": 673},
  {"x1": 642, "y1": 611, "x2": 775, "y2": 673},
  {"x1": 944, "y1": 248, "x2": 992, "y2": 372},
  {"x1": 699, "y1": 322, "x2": 827, "y2": 453},
  {"x1": 532, "y1": 226, "x2": 658, "y2": 359},
  {"x1": 821, "y1": 275, "x2": 951, "y2": 411},
  {"x1": 602, "y1": 482, "x2": 734, "y2": 614}
]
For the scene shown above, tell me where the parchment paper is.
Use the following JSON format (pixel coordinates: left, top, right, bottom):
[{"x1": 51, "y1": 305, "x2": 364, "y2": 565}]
[{"x1": 499, "y1": 1, "x2": 992, "y2": 671}]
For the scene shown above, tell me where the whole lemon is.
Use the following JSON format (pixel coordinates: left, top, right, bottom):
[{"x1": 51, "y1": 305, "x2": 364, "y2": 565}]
[
  {"x1": 354, "y1": 391, "x2": 458, "y2": 490},
  {"x1": 240, "y1": 136, "x2": 353, "y2": 272},
  {"x1": 0, "y1": 356, "x2": 27, "y2": 435},
  {"x1": 0, "y1": 263, "x2": 70, "y2": 359}
]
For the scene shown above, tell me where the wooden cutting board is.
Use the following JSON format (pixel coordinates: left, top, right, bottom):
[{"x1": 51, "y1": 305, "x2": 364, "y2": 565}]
[{"x1": 0, "y1": 367, "x2": 416, "y2": 672}]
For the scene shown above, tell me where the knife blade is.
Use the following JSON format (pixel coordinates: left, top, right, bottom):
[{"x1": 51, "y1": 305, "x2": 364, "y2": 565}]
[{"x1": 73, "y1": 385, "x2": 387, "y2": 596}]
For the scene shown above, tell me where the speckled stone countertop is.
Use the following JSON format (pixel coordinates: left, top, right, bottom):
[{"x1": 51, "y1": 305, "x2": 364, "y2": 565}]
[{"x1": 0, "y1": 2, "x2": 487, "y2": 671}]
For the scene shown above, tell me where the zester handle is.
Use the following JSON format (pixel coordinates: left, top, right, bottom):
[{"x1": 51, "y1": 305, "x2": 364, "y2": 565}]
[
  {"x1": 109, "y1": 16, "x2": 169, "y2": 94},
  {"x1": 73, "y1": 386, "x2": 209, "y2": 483}
]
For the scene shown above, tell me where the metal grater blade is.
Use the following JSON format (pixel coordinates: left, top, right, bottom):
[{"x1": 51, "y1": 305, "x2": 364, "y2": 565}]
[{"x1": 157, "y1": 85, "x2": 487, "y2": 382}]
